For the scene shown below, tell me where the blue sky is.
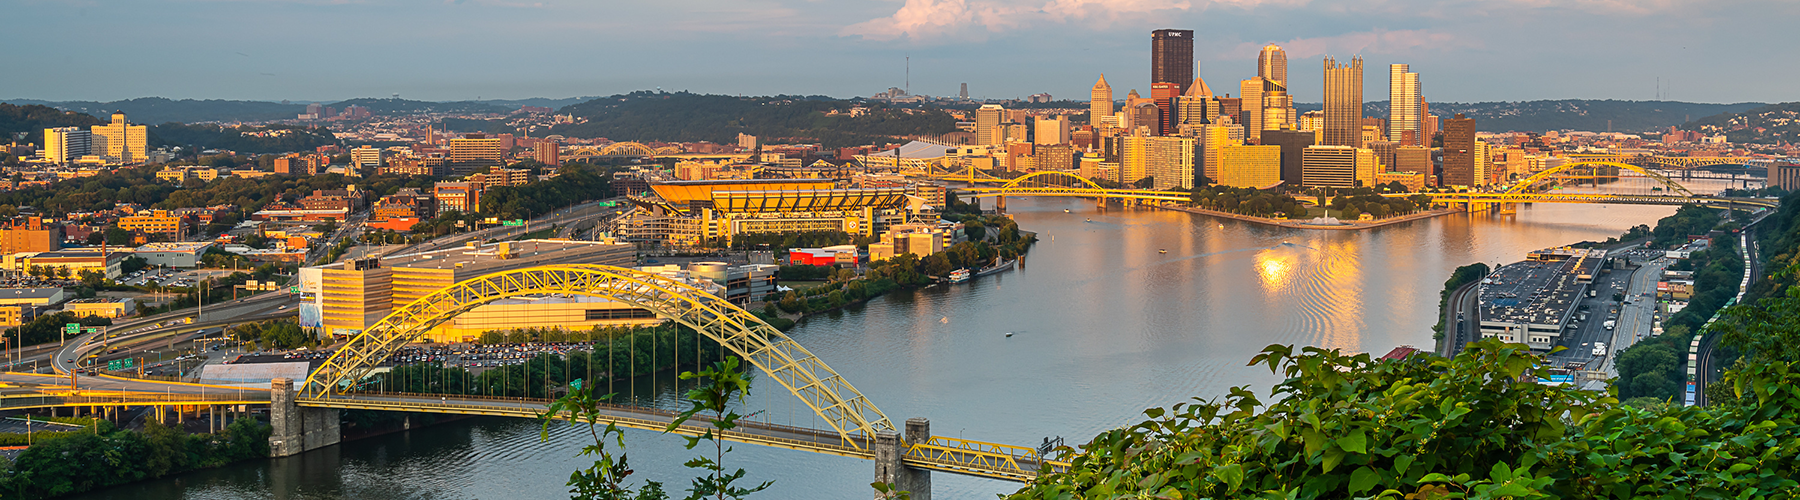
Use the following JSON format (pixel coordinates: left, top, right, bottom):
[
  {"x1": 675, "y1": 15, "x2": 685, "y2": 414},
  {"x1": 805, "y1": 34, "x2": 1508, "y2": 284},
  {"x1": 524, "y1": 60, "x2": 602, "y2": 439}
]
[{"x1": 3, "y1": 0, "x2": 1793, "y2": 104}]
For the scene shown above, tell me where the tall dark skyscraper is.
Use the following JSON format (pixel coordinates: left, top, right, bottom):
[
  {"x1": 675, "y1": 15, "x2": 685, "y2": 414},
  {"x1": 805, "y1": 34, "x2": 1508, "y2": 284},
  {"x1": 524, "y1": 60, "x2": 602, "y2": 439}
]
[
  {"x1": 1151, "y1": 29, "x2": 1194, "y2": 95},
  {"x1": 1442, "y1": 113, "x2": 1478, "y2": 186}
]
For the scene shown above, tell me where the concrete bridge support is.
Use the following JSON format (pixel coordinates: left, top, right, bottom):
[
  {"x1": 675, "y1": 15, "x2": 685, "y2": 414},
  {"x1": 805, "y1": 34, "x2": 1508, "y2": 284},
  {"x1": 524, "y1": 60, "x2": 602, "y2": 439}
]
[
  {"x1": 268, "y1": 378, "x2": 340, "y2": 457},
  {"x1": 873, "y1": 417, "x2": 932, "y2": 499}
]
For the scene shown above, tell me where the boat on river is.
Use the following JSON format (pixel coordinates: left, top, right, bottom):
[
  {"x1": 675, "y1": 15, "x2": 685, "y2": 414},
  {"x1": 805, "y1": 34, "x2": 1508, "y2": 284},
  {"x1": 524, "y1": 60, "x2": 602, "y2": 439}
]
[{"x1": 947, "y1": 268, "x2": 971, "y2": 283}]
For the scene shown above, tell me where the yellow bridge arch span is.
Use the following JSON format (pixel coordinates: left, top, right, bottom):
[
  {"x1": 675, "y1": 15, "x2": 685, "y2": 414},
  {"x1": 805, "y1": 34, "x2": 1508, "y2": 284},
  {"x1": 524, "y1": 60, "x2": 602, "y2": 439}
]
[
  {"x1": 1000, "y1": 170, "x2": 1105, "y2": 190},
  {"x1": 1507, "y1": 160, "x2": 1694, "y2": 197},
  {"x1": 599, "y1": 142, "x2": 658, "y2": 156},
  {"x1": 300, "y1": 264, "x2": 895, "y2": 449}
]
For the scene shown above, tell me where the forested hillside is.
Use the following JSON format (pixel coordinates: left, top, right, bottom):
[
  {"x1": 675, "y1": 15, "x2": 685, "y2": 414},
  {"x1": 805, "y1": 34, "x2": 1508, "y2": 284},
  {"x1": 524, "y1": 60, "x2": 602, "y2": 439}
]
[
  {"x1": 2, "y1": 97, "x2": 303, "y2": 124},
  {"x1": 1679, "y1": 102, "x2": 1800, "y2": 144},
  {"x1": 0, "y1": 104, "x2": 103, "y2": 145},
  {"x1": 549, "y1": 91, "x2": 958, "y2": 147},
  {"x1": 148, "y1": 123, "x2": 338, "y2": 154}
]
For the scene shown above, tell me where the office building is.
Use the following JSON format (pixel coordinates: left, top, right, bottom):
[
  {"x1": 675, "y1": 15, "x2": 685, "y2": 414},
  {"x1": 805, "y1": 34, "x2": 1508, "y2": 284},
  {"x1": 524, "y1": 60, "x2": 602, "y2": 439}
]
[
  {"x1": 976, "y1": 105, "x2": 1005, "y2": 146},
  {"x1": 1322, "y1": 57, "x2": 1364, "y2": 148},
  {"x1": 1151, "y1": 82, "x2": 1180, "y2": 135},
  {"x1": 351, "y1": 146, "x2": 383, "y2": 173},
  {"x1": 91, "y1": 112, "x2": 147, "y2": 164},
  {"x1": 1395, "y1": 146, "x2": 1433, "y2": 179},
  {"x1": 1389, "y1": 64, "x2": 1422, "y2": 145},
  {"x1": 1145, "y1": 136, "x2": 1196, "y2": 190},
  {"x1": 1301, "y1": 145, "x2": 1375, "y2": 188},
  {"x1": 305, "y1": 240, "x2": 638, "y2": 341},
  {"x1": 1259, "y1": 44, "x2": 1288, "y2": 86},
  {"x1": 6, "y1": 251, "x2": 124, "y2": 279},
  {"x1": 1771, "y1": 164, "x2": 1800, "y2": 192},
  {"x1": 43, "y1": 127, "x2": 91, "y2": 164},
  {"x1": 1034, "y1": 116, "x2": 1070, "y2": 145},
  {"x1": 1260, "y1": 129, "x2": 1316, "y2": 186},
  {"x1": 1118, "y1": 135, "x2": 1149, "y2": 186},
  {"x1": 447, "y1": 134, "x2": 504, "y2": 175},
  {"x1": 1090, "y1": 75, "x2": 1113, "y2": 126},
  {"x1": 1127, "y1": 102, "x2": 1160, "y2": 137},
  {"x1": 1239, "y1": 78, "x2": 1266, "y2": 142},
  {"x1": 1217, "y1": 145, "x2": 1282, "y2": 189},
  {"x1": 1151, "y1": 29, "x2": 1195, "y2": 94},
  {"x1": 1175, "y1": 76, "x2": 1218, "y2": 128},
  {"x1": 1443, "y1": 113, "x2": 1478, "y2": 186},
  {"x1": 434, "y1": 181, "x2": 482, "y2": 213},
  {"x1": 535, "y1": 140, "x2": 560, "y2": 166},
  {"x1": 1369, "y1": 140, "x2": 1398, "y2": 172},
  {"x1": 1195, "y1": 124, "x2": 1243, "y2": 185},
  {"x1": 1376, "y1": 171, "x2": 1428, "y2": 191},
  {"x1": 1261, "y1": 80, "x2": 1294, "y2": 134},
  {"x1": 0, "y1": 217, "x2": 61, "y2": 255},
  {"x1": 118, "y1": 210, "x2": 186, "y2": 237}
]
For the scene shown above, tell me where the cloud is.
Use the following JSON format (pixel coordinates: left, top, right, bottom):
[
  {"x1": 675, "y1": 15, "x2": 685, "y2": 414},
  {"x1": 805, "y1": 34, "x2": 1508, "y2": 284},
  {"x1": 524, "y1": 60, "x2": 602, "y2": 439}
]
[
  {"x1": 841, "y1": 0, "x2": 1302, "y2": 41},
  {"x1": 1227, "y1": 29, "x2": 1472, "y2": 60}
]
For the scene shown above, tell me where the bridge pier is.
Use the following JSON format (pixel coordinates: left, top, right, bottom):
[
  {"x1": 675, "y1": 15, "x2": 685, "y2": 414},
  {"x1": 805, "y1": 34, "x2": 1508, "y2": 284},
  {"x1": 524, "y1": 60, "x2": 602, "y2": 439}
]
[
  {"x1": 873, "y1": 417, "x2": 932, "y2": 500},
  {"x1": 268, "y1": 378, "x2": 340, "y2": 457},
  {"x1": 996, "y1": 195, "x2": 1007, "y2": 213}
]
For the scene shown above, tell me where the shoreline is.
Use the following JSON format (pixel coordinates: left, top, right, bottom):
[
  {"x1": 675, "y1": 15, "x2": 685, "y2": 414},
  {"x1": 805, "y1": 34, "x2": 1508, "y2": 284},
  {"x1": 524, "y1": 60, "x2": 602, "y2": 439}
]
[{"x1": 1157, "y1": 205, "x2": 1463, "y2": 230}]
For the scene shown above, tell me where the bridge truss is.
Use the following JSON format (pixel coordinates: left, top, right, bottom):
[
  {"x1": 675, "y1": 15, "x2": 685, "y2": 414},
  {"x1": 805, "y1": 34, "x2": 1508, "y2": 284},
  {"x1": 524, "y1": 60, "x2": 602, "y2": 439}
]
[
  {"x1": 300, "y1": 264, "x2": 896, "y2": 450},
  {"x1": 962, "y1": 171, "x2": 1192, "y2": 202}
]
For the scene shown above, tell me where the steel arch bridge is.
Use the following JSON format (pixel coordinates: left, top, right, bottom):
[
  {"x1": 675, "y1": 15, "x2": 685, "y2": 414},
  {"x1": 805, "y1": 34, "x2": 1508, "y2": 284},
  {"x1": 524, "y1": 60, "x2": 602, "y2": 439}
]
[
  {"x1": 300, "y1": 264, "x2": 895, "y2": 450},
  {"x1": 1504, "y1": 160, "x2": 1695, "y2": 196},
  {"x1": 962, "y1": 171, "x2": 1193, "y2": 202},
  {"x1": 1558, "y1": 154, "x2": 1768, "y2": 170},
  {"x1": 598, "y1": 142, "x2": 659, "y2": 157}
]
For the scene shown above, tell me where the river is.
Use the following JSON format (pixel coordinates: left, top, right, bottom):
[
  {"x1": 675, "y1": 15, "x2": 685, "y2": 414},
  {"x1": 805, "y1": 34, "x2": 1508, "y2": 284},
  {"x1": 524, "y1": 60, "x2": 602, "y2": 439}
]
[{"x1": 71, "y1": 179, "x2": 1746, "y2": 500}]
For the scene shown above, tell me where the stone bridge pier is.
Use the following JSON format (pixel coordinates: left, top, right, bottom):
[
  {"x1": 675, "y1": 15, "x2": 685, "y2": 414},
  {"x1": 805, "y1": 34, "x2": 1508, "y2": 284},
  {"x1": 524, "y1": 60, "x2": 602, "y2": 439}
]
[
  {"x1": 268, "y1": 378, "x2": 340, "y2": 457},
  {"x1": 874, "y1": 417, "x2": 932, "y2": 500}
]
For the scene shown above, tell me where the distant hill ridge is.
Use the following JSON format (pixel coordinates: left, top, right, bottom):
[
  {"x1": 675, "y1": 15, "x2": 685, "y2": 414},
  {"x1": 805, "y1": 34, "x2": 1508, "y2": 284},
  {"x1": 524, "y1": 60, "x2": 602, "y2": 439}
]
[
  {"x1": 1677, "y1": 102, "x2": 1800, "y2": 144},
  {"x1": 3, "y1": 94, "x2": 1770, "y2": 137}
]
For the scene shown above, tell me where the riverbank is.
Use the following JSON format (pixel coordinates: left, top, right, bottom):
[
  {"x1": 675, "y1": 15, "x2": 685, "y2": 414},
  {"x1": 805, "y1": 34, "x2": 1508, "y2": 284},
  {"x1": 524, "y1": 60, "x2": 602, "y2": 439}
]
[{"x1": 1159, "y1": 205, "x2": 1462, "y2": 230}]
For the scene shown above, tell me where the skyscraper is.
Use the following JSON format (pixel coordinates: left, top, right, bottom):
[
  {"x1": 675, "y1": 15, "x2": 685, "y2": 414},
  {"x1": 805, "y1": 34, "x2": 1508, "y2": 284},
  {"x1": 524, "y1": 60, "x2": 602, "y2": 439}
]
[
  {"x1": 1034, "y1": 116, "x2": 1070, "y2": 145},
  {"x1": 1322, "y1": 56, "x2": 1364, "y2": 148},
  {"x1": 1239, "y1": 78, "x2": 1265, "y2": 142},
  {"x1": 91, "y1": 112, "x2": 146, "y2": 164},
  {"x1": 1151, "y1": 29, "x2": 1195, "y2": 94},
  {"x1": 1259, "y1": 129, "x2": 1316, "y2": 186},
  {"x1": 1090, "y1": 75, "x2": 1114, "y2": 126},
  {"x1": 43, "y1": 127, "x2": 90, "y2": 164},
  {"x1": 1442, "y1": 113, "x2": 1478, "y2": 186},
  {"x1": 1258, "y1": 44, "x2": 1288, "y2": 86},
  {"x1": 1388, "y1": 64, "x2": 1422, "y2": 145},
  {"x1": 976, "y1": 105, "x2": 1005, "y2": 146},
  {"x1": 1151, "y1": 82, "x2": 1180, "y2": 136},
  {"x1": 960, "y1": 83, "x2": 969, "y2": 100}
]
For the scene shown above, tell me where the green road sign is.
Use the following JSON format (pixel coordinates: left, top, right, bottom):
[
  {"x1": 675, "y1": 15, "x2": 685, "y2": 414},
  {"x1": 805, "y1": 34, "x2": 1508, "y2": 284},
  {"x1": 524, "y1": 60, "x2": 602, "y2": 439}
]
[
  {"x1": 291, "y1": 286, "x2": 301, "y2": 293},
  {"x1": 597, "y1": 201, "x2": 618, "y2": 207},
  {"x1": 106, "y1": 359, "x2": 134, "y2": 370},
  {"x1": 83, "y1": 328, "x2": 99, "y2": 334},
  {"x1": 63, "y1": 323, "x2": 80, "y2": 334},
  {"x1": 502, "y1": 220, "x2": 525, "y2": 226}
]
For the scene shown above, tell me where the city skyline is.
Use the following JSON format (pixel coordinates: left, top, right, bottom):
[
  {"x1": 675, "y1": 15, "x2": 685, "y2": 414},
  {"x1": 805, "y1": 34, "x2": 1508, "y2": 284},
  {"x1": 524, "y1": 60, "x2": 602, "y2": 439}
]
[{"x1": 3, "y1": 1, "x2": 1795, "y2": 104}]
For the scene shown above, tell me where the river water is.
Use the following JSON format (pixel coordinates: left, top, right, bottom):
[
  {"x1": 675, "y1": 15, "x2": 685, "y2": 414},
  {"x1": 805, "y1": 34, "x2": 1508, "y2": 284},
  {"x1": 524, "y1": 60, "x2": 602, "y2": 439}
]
[{"x1": 72, "y1": 181, "x2": 1745, "y2": 500}]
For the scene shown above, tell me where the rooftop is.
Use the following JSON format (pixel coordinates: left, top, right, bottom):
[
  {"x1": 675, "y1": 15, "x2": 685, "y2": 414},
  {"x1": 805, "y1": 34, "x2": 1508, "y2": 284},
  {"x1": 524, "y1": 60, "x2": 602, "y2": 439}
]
[{"x1": 1479, "y1": 248, "x2": 1601, "y2": 327}]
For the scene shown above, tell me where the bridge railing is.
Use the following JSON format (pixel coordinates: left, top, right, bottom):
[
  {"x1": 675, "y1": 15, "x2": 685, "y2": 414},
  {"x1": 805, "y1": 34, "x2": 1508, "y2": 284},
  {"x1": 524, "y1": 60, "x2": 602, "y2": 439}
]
[
  {"x1": 902, "y1": 435, "x2": 1071, "y2": 480},
  {"x1": 0, "y1": 393, "x2": 266, "y2": 410}
]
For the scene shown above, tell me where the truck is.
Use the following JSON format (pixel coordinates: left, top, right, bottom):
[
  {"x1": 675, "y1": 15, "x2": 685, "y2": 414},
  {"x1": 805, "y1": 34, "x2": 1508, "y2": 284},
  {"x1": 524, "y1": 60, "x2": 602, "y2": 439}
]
[
  {"x1": 1604, "y1": 319, "x2": 1616, "y2": 330},
  {"x1": 1592, "y1": 342, "x2": 1607, "y2": 356},
  {"x1": 1588, "y1": 289, "x2": 1598, "y2": 298}
]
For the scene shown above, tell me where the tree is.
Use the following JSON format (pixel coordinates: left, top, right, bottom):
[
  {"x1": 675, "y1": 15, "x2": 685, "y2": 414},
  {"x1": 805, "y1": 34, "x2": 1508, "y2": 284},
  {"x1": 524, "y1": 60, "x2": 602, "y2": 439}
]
[
  {"x1": 104, "y1": 226, "x2": 133, "y2": 246},
  {"x1": 540, "y1": 380, "x2": 669, "y2": 500},
  {"x1": 668, "y1": 356, "x2": 773, "y2": 500}
]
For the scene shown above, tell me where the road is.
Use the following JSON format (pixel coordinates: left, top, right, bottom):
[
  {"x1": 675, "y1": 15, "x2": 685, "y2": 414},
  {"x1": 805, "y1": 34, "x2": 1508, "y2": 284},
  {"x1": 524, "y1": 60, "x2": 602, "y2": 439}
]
[
  {"x1": 384, "y1": 199, "x2": 625, "y2": 257},
  {"x1": 35, "y1": 291, "x2": 298, "y2": 387}
]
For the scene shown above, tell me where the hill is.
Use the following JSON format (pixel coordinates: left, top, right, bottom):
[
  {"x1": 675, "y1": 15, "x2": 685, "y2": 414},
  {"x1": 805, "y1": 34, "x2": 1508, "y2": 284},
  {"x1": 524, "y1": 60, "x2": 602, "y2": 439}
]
[
  {"x1": 324, "y1": 98, "x2": 513, "y2": 116},
  {"x1": 1291, "y1": 100, "x2": 1765, "y2": 133},
  {"x1": 1678, "y1": 102, "x2": 1800, "y2": 144},
  {"x1": 148, "y1": 123, "x2": 339, "y2": 154},
  {"x1": 0, "y1": 103, "x2": 104, "y2": 145},
  {"x1": 548, "y1": 91, "x2": 958, "y2": 148},
  {"x1": 2, "y1": 97, "x2": 303, "y2": 125}
]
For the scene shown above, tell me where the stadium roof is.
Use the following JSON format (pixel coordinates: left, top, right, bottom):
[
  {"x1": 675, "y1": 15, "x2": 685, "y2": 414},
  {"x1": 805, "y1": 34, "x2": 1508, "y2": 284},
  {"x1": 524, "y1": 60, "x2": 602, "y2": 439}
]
[
  {"x1": 648, "y1": 179, "x2": 835, "y2": 204},
  {"x1": 868, "y1": 141, "x2": 952, "y2": 159},
  {"x1": 712, "y1": 188, "x2": 910, "y2": 213}
]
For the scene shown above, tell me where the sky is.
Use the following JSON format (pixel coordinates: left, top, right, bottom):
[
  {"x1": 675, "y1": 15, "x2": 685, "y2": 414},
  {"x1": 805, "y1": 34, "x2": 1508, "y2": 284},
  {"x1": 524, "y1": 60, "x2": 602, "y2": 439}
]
[{"x1": 4, "y1": 0, "x2": 1795, "y2": 105}]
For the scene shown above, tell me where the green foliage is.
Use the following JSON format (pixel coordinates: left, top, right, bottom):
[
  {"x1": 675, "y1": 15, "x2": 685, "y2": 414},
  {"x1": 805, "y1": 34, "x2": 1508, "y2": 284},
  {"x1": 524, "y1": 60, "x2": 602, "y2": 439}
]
[
  {"x1": 0, "y1": 166, "x2": 432, "y2": 219},
  {"x1": 4, "y1": 312, "x2": 110, "y2": 347},
  {"x1": 541, "y1": 381, "x2": 668, "y2": 500},
  {"x1": 229, "y1": 319, "x2": 310, "y2": 349},
  {"x1": 551, "y1": 91, "x2": 957, "y2": 148},
  {"x1": 0, "y1": 103, "x2": 103, "y2": 146},
  {"x1": 0, "y1": 416, "x2": 270, "y2": 498},
  {"x1": 476, "y1": 164, "x2": 610, "y2": 221},
  {"x1": 1009, "y1": 338, "x2": 1800, "y2": 498},
  {"x1": 1434, "y1": 263, "x2": 1489, "y2": 340},
  {"x1": 667, "y1": 356, "x2": 772, "y2": 500},
  {"x1": 777, "y1": 265, "x2": 834, "y2": 281},
  {"x1": 148, "y1": 123, "x2": 338, "y2": 154},
  {"x1": 1681, "y1": 101, "x2": 1800, "y2": 144},
  {"x1": 1326, "y1": 187, "x2": 1426, "y2": 220},
  {"x1": 1190, "y1": 186, "x2": 1310, "y2": 219}
]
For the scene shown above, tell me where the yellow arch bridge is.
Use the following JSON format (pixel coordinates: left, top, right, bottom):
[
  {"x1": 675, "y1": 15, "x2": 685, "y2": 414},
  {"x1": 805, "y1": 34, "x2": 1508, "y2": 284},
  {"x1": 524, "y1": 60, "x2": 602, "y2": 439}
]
[{"x1": 3, "y1": 264, "x2": 1068, "y2": 485}]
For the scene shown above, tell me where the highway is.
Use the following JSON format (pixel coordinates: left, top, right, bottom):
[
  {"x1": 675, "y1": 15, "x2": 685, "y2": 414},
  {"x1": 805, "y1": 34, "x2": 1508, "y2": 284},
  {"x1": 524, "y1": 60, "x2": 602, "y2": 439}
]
[
  {"x1": 31, "y1": 290, "x2": 298, "y2": 390},
  {"x1": 384, "y1": 198, "x2": 625, "y2": 257}
]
